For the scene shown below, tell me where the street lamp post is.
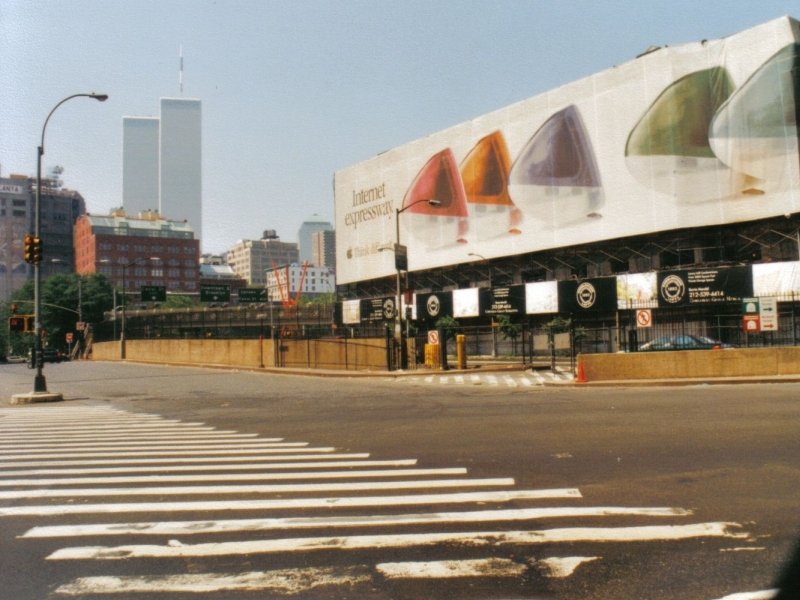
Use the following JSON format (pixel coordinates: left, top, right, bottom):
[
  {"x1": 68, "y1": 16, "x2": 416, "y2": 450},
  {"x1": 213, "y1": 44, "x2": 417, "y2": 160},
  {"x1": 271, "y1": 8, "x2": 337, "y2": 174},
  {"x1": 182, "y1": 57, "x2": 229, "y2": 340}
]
[
  {"x1": 394, "y1": 198, "x2": 441, "y2": 370},
  {"x1": 31, "y1": 93, "x2": 107, "y2": 395}
]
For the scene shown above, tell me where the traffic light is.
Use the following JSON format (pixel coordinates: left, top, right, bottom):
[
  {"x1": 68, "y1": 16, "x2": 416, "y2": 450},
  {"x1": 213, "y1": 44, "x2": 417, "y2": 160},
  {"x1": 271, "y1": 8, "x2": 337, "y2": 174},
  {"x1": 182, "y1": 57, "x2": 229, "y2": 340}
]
[
  {"x1": 8, "y1": 316, "x2": 25, "y2": 332},
  {"x1": 31, "y1": 236, "x2": 42, "y2": 264},
  {"x1": 23, "y1": 234, "x2": 34, "y2": 263}
]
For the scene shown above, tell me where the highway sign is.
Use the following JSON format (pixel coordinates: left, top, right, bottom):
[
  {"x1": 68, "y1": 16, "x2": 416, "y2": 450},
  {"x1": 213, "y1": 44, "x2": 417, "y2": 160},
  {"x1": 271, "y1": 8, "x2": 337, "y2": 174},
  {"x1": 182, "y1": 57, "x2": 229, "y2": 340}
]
[
  {"x1": 140, "y1": 285, "x2": 167, "y2": 302},
  {"x1": 200, "y1": 284, "x2": 231, "y2": 303},
  {"x1": 238, "y1": 288, "x2": 267, "y2": 303}
]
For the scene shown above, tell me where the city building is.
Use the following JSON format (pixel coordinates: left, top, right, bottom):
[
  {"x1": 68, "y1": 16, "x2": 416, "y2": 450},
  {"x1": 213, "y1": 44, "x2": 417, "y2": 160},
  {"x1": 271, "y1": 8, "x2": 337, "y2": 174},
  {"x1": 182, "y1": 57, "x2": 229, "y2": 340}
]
[
  {"x1": 74, "y1": 210, "x2": 199, "y2": 294},
  {"x1": 266, "y1": 263, "x2": 336, "y2": 302},
  {"x1": 0, "y1": 173, "x2": 86, "y2": 301},
  {"x1": 199, "y1": 262, "x2": 247, "y2": 298},
  {"x1": 122, "y1": 97, "x2": 202, "y2": 244},
  {"x1": 226, "y1": 230, "x2": 299, "y2": 287},
  {"x1": 297, "y1": 214, "x2": 332, "y2": 264},
  {"x1": 311, "y1": 229, "x2": 336, "y2": 269},
  {"x1": 122, "y1": 116, "x2": 159, "y2": 217},
  {"x1": 160, "y1": 97, "x2": 202, "y2": 241}
]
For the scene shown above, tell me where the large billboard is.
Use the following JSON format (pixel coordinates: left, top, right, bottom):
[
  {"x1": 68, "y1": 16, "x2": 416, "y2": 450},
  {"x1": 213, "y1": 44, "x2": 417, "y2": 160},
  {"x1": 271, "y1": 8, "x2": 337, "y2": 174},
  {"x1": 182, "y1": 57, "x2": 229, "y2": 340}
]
[{"x1": 334, "y1": 17, "x2": 800, "y2": 285}]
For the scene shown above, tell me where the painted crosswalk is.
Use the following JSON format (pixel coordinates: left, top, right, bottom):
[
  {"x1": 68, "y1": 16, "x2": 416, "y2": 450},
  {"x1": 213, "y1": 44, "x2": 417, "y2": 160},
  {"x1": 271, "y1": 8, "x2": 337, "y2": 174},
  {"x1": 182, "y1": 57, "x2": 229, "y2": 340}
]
[
  {"x1": 0, "y1": 404, "x2": 761, "y2": 598},
  {"x1": 397, "y1": 367, "x2": 574, "y2": 387}
]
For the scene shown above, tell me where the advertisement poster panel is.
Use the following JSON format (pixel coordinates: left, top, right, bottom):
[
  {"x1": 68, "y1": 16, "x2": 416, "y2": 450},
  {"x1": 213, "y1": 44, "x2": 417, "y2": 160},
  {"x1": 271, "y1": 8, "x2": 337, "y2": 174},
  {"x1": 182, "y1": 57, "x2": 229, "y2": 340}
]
[
  {"x1": 482, "y1": 285, "x2": 525, "y2": 316},
  {"x1": 360, "y1": 296, "x2": 397, "y2": 323},
  {"x1": 657, "y1": 266, "x2": 753, "y2": 307},
  {"x1": 334, "y1": 18, "x2": 800, "y2": 286},
  {"x1": 558, "y1": 278, "x2": 618, "y2": 314},
  {"x1": 416, "y1": 291, "x2": 453, "y2": 323}
]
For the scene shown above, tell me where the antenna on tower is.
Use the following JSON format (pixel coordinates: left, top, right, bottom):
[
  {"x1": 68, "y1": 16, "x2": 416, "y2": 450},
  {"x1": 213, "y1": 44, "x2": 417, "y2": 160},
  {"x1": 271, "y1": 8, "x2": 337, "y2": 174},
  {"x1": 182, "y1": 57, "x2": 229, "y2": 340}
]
[{"x1": 179, "y1": 45, "x2": 184, "y2": 95}]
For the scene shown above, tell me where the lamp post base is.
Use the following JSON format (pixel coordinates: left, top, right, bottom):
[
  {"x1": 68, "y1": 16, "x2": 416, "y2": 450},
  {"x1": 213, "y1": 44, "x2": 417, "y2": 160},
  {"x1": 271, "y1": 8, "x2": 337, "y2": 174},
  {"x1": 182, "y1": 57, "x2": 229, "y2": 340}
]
[{"x1": 10, "y1": 391, "x2": 64, "y2": 405}]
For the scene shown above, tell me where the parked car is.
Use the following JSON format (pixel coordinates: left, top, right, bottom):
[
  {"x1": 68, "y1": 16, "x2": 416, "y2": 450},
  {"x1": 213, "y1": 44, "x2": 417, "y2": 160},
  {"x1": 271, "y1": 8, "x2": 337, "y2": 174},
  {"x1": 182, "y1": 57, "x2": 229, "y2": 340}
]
[{"x1": 639, "y1": 334, "x2": 731, "y2": 352}]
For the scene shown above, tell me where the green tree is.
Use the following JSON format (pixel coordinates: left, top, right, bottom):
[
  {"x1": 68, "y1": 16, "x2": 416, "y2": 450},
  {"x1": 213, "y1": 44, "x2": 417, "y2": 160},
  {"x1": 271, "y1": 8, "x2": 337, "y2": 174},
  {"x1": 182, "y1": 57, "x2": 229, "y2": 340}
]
[
  {"x1": 434, "y1": 315, "x2": 460, "y2": 342},
  {"x1": 496, "y1": 314, "x2": 522, "y2": 355},
  {"x1": 161, "y1": 294, "x2": 196, "y2": 309}
]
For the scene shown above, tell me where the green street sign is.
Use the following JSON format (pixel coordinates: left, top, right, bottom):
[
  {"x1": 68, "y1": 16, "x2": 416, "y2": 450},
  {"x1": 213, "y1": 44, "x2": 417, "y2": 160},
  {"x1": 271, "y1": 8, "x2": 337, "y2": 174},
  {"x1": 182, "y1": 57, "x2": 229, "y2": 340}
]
[
  {"x1": 140, "y1": 285, "x2": 167, "y2": 302},
  {"x1": 238, "y1": 288, "x2": 267, "y2": 303},
  {"x1": 200, "y1": 284, "x2": 231, "y2": 303}
]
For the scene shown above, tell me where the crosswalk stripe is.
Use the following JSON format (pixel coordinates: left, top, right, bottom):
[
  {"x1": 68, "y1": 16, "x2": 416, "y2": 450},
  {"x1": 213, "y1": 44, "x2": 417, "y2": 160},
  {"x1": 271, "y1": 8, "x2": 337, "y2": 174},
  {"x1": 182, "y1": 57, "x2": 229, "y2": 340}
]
[
  {"x1": 46, "y1": 523, "x2": 747, "y2": 561},
  {"x1": 0, "y1": 453, "x2": 370, "y2": 469},
  {"x1": 1, "y1": 459, "x2": 419, "y2": 477},
  {"x1": 0, "y1": 437, "x2": 278, "y2": 448},
  {"x1": 0, "y1": 477, "x2": 516, "y2": 500},
  {"x1": 377, "y1": 558, "x2": 526, "y2": 579},
  {"x1": 0, "y1": 422, "x2": 209, "y2": 431},
  {"x1": 1, "y1": 467, "x2": 468, "y2": 487},
  {"x1": 0, "y1": 489, "x2": 581, "y2": 517},
  {"x1": 23, "y1": 506, "x2": 691, "y2": 538},
  {"x1": 0, "y1": 447, "x2": 338, "y2": 461},
  {"x1": 54, "y1": 567, "x2": 373, "y2": 595},
  {"x1": 0, "y1": 431, "x2": 258, "y2": 441},
  {"x1": 0, "y1": 442, "x2": 308, "y2": 453}
]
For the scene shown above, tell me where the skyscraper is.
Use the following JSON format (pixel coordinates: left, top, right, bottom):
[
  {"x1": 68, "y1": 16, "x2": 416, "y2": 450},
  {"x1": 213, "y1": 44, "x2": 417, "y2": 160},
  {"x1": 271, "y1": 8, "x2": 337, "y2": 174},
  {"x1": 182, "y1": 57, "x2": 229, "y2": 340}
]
[
  {"x1": 122, "y1": 98, "x2": 202, "y2": 243},
  {"x1": 297, "y1": 214, "x2": 332, "y2": 265},
  {"x1": 122, "y1": 116, "x2": 159, "y2": 217},
  {"x1": 159, "y1": 97, "x2": 202, "y2": 241}
]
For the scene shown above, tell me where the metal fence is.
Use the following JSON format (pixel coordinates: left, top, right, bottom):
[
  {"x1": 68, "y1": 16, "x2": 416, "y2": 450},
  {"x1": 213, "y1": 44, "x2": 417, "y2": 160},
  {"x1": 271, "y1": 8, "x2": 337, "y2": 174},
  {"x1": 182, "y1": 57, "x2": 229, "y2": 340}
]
[{"x1": 93, "y1": 297, "x2": 800, "y2": 371}]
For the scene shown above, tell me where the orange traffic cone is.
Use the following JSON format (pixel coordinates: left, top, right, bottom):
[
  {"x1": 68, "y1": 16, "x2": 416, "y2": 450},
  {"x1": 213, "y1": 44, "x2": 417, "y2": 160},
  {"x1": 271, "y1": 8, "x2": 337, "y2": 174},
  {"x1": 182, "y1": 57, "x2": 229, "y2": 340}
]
[{"x1": 576, "y1": 358, "x2": 586, "y2": 383}]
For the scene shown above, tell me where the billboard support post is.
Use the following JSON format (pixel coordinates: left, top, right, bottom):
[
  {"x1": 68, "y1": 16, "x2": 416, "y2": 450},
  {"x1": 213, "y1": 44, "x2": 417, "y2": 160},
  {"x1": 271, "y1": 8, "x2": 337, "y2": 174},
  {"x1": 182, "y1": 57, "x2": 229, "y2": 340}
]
[{"x1": 395, "y1": 198, "x2": 441, "y2": 369}]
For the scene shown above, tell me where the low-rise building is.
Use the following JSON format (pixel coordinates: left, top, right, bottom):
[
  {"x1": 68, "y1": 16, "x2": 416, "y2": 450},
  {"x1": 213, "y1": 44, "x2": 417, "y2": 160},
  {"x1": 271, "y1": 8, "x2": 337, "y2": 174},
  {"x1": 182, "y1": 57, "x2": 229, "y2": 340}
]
[{"x1": 74, "y1": 210, "x2": 199, "y2": 294}]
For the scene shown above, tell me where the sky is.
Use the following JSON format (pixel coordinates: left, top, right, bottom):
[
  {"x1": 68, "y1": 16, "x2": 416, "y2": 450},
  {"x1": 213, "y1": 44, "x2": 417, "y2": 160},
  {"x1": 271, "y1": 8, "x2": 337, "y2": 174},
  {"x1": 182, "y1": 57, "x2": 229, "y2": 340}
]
[{"x1": 1, "y1": 0, "x2": 798, "y2": 255}]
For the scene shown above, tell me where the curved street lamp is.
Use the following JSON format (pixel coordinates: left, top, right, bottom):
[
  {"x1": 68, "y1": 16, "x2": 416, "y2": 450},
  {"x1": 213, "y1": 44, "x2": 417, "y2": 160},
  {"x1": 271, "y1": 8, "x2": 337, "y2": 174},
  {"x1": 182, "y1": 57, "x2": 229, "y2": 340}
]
[{"x1": 31, "y1": 93, "x2": 107, "y2": 394}]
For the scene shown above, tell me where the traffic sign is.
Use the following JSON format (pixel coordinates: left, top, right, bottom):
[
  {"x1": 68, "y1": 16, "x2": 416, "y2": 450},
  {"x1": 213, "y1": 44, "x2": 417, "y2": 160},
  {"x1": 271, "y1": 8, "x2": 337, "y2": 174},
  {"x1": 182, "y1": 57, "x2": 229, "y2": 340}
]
[
  {"x1": 200, "y1": 284, "x2": 231, "y2": 303},
  {"x1": 427, "y1": 330, "x2": 440, "y2": 345},
  {"x1": 140, "y1": 285, "x2": 167, "y2": 302},
  {"x1": 635, "y1": 309, "x2": 652, "y2": 328},
  {"x1": 238, "y1": 288, "x2": 267, "y2": 303},
  {"x1": 759, "y1": 297, "x2": 778, "y2": 331}
]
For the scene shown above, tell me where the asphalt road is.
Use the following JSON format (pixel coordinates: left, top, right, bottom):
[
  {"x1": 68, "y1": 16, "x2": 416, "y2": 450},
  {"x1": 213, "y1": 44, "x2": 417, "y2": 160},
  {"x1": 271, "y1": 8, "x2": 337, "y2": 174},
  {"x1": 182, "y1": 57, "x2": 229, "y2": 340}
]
[{"x1": 1, "y1": 360, "x2": 799, "y2": 600}]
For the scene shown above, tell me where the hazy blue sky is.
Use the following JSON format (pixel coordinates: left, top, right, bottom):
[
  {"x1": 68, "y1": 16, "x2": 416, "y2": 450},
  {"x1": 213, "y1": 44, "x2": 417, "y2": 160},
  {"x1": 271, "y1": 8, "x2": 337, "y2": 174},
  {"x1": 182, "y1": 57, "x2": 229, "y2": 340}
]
[{"x1": 2, "y1": 0, "x2": 798, "y2": 254}]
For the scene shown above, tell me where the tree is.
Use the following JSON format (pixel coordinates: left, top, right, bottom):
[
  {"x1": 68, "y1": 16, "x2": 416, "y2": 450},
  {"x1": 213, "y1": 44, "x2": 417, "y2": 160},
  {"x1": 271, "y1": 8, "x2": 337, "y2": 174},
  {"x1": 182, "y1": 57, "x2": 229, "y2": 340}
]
[
  {"x1": 496, "y1": 314, "x2": 522, "y2": 356},
  {"x1": 161, "y1": 294, "x2": 196, "y2": 309},
  {"x1": 434, "y1": 315, "x2": 460, "y2": 342}
]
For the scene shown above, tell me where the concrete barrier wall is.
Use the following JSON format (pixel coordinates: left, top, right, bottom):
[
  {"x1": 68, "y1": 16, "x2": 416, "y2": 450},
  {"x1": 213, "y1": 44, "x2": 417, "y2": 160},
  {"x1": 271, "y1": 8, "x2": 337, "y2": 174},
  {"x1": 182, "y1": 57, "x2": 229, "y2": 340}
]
[
  {"x1": 580, "y1": 347, "x2": 800, "y2": 381},
  {"x1": 92, "y1": 338, "x2": 388, "y2": 371}
]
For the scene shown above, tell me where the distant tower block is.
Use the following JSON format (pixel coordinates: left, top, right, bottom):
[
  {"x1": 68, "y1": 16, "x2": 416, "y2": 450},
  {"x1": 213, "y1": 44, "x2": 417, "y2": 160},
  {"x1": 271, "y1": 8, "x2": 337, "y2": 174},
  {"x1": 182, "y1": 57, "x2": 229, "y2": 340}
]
[
  {"x1": 509, "y1": 104, "x2": 604, "y2": 228},
  {"x1": 461, "y1": 131, "x2": 522, "y2": 239},
  {"x1": 402, "y1": 148, "x2": 469, "y2": 249},
  {"x1": 710, "y1": 44, "x2": 800, "y2": 194},
  {"x1": 626, "y1": 67, "x2": 755, "y2": 202}
]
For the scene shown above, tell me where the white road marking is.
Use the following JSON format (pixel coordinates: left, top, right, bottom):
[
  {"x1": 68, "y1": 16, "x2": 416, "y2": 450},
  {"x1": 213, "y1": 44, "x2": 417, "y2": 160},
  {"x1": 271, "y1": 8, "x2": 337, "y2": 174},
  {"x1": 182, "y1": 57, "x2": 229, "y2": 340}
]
[
  {"x1": 377, "y1": 558, "x2": 526, "y2": 579},
  {"x1": 520, "y1": 377, "x2": 533, "y2": 387},
  {"x1": 23, "y1": 506, "x2": 691, "y2": 538},
  {"x1": 2, "y1": 459, "x2": 418, "y2": 477},
  {"x1": 0, "y1": 447, "x2": 337, "y2": 460},
  {"x1": 0, "y1": 422, "x2": 210, "y2": 432},
  {"x1": 503, "y1": 375, "x2": 517, "y2": 387},
  {"x1": 0, "y1": 477, "x2": 515, "y2": 500},
  {"x1": 537, "y1": 556, "x2": 600, "y2": 578},
  {"x1": 486, "y1": 375, "x2": 499, "y2": 385},
  {"x1": 0, "y1": 431, "x2": 258, "y2": 441},
  {"x1": 710, "y1": 591, "x2": 778, "y2": 600},
  {"x1": 0, "y1": 489, "x2": 581, "y2": 517},
  {"x1": 3, "y1": 467, "x2": 468, "y2": 487},
  {"x1": 0, "y1": 453, "x2": 369, "y2": 468},
  {"x1": 55, "y1": 567, "x2": 372, "y2": 595},
  {"x1": 0, "y1": 442, "x2": 308, "y2": 453},
  {"x1": 47, "y1": 523, "x2": 747, "y2": 560}
]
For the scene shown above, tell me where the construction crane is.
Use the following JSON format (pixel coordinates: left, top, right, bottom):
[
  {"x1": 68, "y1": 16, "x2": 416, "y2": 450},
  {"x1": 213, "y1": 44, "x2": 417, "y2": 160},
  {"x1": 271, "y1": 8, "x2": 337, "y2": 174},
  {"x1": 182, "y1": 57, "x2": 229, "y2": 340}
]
[{"x1": 271, "y1": 260, "x2": 309, "y2": 314}]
